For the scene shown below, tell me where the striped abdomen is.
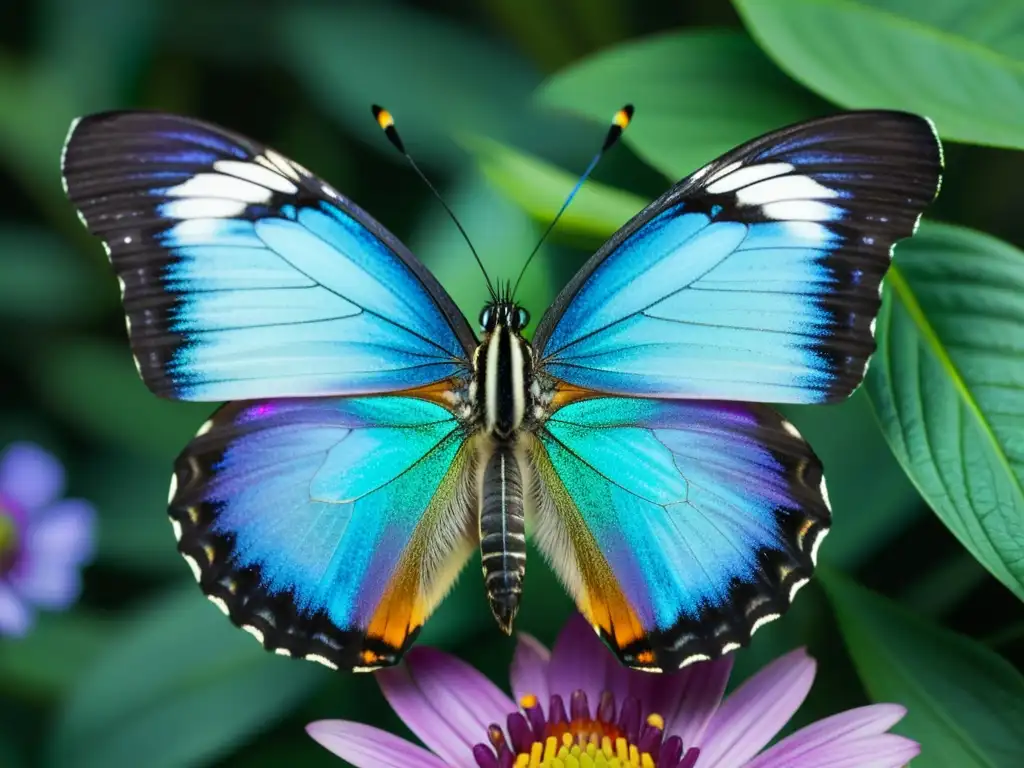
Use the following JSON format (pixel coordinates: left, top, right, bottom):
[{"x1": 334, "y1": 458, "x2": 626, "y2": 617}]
[{"x1": 479, "y1": 444, "x2": 525, "y2": 634}]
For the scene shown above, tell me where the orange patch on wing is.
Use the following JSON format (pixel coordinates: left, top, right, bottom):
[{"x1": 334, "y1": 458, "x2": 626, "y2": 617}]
[
  {"x1": 366, "y1": 566, "x2": 426, "y2": 654},
  {"x1": 578, "y1": 559, "x2": 647, "y2": 651},
  {"x1": 365, "y1": 441, "x2": 474, "y2": 655},
  {"x1": 529, "y1": 439, "x2": 647, "y2": 652},
  {"x1": 550, "y1": 381, "x2": 602, "y2": 411},
  {"x1": 400, "y1": 378, "x2": 463, "y2": 410}
]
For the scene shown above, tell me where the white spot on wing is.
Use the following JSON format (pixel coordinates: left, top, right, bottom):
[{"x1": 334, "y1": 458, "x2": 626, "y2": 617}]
[
  {"x1": 788, "y1": 577, "x2": 809, "y2": 604},
  {"x1": 781, "y1": 420, "x2": 800, "y2": 438},
  {"x1": 751, "y1": 612, "x2": 780, "y2": 635},
  {"x1": 161, "y1": 198, "x2": 248, "y2": 219},
  {"x1": 213, "y1": 160, "x2": 298, "y2": 194},
  {"x1": 706, "y1": 162, "x2": 793, "y2": 194},
  {"x1": 353, "y1": 665, "x2": 383, "y2": 673},
  {"x1": 242, "y1": 624, "x2": 265, "y2": 644},
  {"x1": 707, "y1": 160, "x2": 741, "y2": 184},
  {"x1": 196, "y1": 419, "x2": 214, "y2": 437},
  {"x1": 274, "y1": 647, "x2": 292, "y2": 657},
  {"x1": 761, "y1": 200, "x2": 838, "y2": 222},
  {"x1": 820, "y1": 476, "x2": 831, "y2": 511},
  {"x1": 736, "y1": 175, "x2": 837, "y2": 206},
  {"x1": 720, "y1": 642, "x2": 741, "y2": 654},
  {"x1": 168, "y1": 474, "x2": 179, "y2": 505},
  {"x1": 305, "y1": 654, "x2": 339, "y2": 670},
  {"x1": 677, "y1": 653, "x2": 711, "y2": 669},
  {"x1": 183, "y1": 554, "x2": 202, "y2": 581},
  {"x1": 264, "y1": 149, "x2": 301, "y2": 181},
  {"x1": 169, "y1": 517, "x2": 182, "y2": 541},
  {"x1": 166, "y1": 173, "x2": 273, "y2": 204},
  {"x1": 208, "y1": 595, "x2": 230, "y2": 615},
  {"x1": 809, "y1": 527, "x2": 827, "y2": 565}
]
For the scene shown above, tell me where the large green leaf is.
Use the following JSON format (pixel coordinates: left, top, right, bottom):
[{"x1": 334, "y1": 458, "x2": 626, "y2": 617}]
[
  {"x1": 538, "y1": 28, "x2": 826, "y2": 179},
  {"x1": 47, "y1": 588, "x2": 327, "y2": 768},
  {"x1": 867, "y1": 222, "x2": 1024, "y2": 601},
  {"x1": 824, "y1": 570, "x2": 1024, "y2": 766},
  {"x1": 467, "y1": 136, "x2": 644, "y2": 239},
  {"x1": 733, "y1": 0, "x2": 1024, "y2": 150}
]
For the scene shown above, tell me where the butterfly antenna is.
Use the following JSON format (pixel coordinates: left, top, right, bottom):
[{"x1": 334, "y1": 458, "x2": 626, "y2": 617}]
[
  {"x1": 511, "y1": 104, "x2": 634, "y2": 298},
  {"x1": 372, "y1": 105, "x2": 498, "y2": 301}
]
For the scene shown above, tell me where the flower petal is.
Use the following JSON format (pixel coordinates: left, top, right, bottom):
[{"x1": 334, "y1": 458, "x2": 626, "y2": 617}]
[
  {"x1": 661, "y1": 655, "x2": 733, "y2": 747},
  {"x1": 698, "y1": 647, "x2": 816, "y2": 767},
  {"x1": 306, "y1": 720, "x2": 448, "y2": 768},
  {"x1": 0, "y1": 582, "x2": 33, "y2": 637},
  {"x1": 547, "y1": 613, "x2": 624, "y2": 705},
  {"x1": 510, "y1": 632, "x2": 551, "y2": 705},
  {"x1": 377, "y1": 646, "x2": 515, "y2": 768},
  {"x1": 11, "y1": 499, "x2": 95, "y2": 609},
  {"x1": 0, "y1": 443, "x2": 65, "y2": 512},
  {"x1": 745, "y1": 704, "x2": 917, "y2": 768}
]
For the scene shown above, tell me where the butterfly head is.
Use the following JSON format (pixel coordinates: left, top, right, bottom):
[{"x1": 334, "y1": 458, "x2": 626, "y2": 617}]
[{"x1": 479, "y1": 301, "x2": 530, "y2": 334}]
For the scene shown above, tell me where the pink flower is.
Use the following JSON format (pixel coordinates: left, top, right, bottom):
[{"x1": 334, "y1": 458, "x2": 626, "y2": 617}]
[
  {"x1": 0, "y1": 442, "x2": 95, "y2": 637},
  {"x1": 307, "y1": 614, "x2": 918, "y2": 767}
]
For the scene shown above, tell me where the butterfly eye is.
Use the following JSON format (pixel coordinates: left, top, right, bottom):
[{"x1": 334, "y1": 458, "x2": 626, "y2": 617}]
[
  {"x1": 516, "y1": 307, "x2": 530, "y2": 330},
  {"x1": 479, "y1": 307, "x2": 494, "y2": 331}
]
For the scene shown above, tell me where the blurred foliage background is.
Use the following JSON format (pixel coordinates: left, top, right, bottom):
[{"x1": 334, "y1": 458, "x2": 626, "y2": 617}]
[{"x1": 1, "y1": 0, "x2": 1023, "y2": 766}]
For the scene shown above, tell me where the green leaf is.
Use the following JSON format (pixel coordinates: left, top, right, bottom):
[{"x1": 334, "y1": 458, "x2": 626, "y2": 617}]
[
  {"x1": 733, "y1": 0, "x2": 1024, "y2": 150},
  {"x1": 467, "y1": 135, "x2": 645, "y2": 239},
  {"x1": 31, "y1": 338, "x2": 211, "y2": 460},
  {"x1": 47, "y1": 587, "x2": 327, "y2": 768},
  {"x1": 866, "y1": 222, "x2": 1024, "y2": 601},
  {"x1": 824, "y1": 570, "x2": 1024, "y2": 766},
  {"x1": 538, "y1": 28, "x2": 826, "y2": 179},
  {"x1": 0, "y1": 612, "x2": 111, "y2": 700},
  {"x1": 0, "y1": 227, "x2": 112, "y2": 322}
]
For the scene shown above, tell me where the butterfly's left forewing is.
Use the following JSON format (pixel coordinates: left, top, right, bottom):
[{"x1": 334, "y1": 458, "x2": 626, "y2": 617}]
[
  {"x1": 171, "y1": 393, "x2": 476, "y2": 671},
  {"x1": 528, "y1": 397, "x2": 828, "y2": 670},
  {"x1": 61, "y1": 111, "x2": 476, "y2": 402}
]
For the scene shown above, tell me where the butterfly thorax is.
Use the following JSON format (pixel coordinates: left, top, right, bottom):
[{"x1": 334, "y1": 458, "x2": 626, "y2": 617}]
[
  {"x1": 469, "y1": 300, "x2": 534, "y2": 633},
  {"x1": 471, "y1": 301, "x2": 534, "y2": 439}
]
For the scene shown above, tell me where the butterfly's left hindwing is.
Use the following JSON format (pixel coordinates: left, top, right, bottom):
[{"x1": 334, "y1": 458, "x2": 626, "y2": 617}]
[
  {"x1": 529, "y1": 397, "x2": 829, "y2": 670},
  {"x1": 61, "y1": 111, "x2": 476, "y2": 402},
  {"x1": 534, "y1": 110, "x2": 943, "y2": 405},
  {"x1": 170, "y1": 394, "x2": 476, "y2": 671}
]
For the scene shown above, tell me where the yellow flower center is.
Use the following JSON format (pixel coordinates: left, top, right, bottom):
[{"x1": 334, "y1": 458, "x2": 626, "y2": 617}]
[{"x1": 472, "y1": 689, "x2": 698, "y2": 768}]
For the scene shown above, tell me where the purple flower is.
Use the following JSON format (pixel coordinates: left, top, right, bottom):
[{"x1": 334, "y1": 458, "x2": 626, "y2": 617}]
[
  {"x1": 0, "y1": 442, "x2": 95, "y2": 636},
  {"x1": 307, "y1": 614, "x2": 918, "y2": 767}
]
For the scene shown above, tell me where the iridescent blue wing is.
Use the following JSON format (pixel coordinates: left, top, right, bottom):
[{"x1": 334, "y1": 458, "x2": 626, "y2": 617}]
[
  {"x1": 61, "y1": 111, "x2": 476, "y2": 401},
  {"x1": 529, "y1": 396, "x2": 829, "y2": 670},
  {"x1": 170, "y1": 394, "x2": 475, "y2": 671},
  {"x1": 533, "y1": 111, "x2": 942, "y2": 404}
]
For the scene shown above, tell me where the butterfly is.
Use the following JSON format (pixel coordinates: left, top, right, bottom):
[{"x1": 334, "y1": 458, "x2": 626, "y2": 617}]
[{"x1": 61, "y1": 105, "x2": 942, "y2": 672}]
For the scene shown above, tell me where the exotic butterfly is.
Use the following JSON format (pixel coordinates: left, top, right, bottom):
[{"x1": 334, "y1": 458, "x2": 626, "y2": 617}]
[{"x1": 61, "y1": 106, "x2": 941, "y2": 672}]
